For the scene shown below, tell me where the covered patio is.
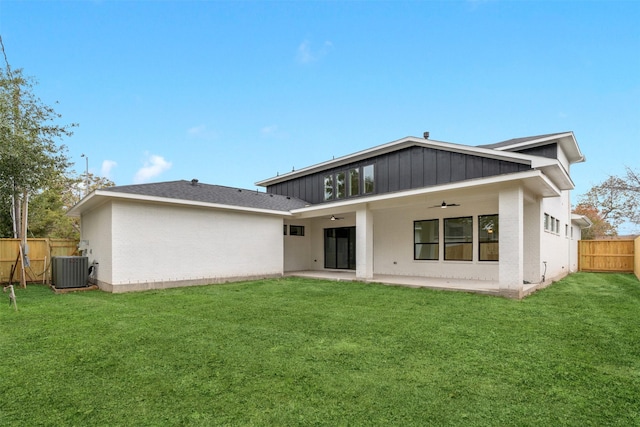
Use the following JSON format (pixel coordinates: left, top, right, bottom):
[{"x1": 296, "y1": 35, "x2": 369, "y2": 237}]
[{"x1": 285, "y1": 270, "x2": 545, "y2": 298}]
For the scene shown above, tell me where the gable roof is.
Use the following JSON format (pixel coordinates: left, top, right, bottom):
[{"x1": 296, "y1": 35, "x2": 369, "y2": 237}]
[
  {"x1": 478, "y1": 132, "x2": 567, "y2": 149},
  {"x1": 478, "y1": 131, "x2": 585, "y2": 163},
  {"x1": 68, "y1": 180, "x2": 309, "y2": 217},
  {"x1": 256, "y1": 136, "x2": 534, "y2": 187},
  {"x1": 256, "y1": 134, "x2": 579, "y2": 191}
]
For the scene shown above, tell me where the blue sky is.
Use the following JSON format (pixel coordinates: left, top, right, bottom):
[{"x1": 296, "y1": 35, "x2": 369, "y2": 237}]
[{"x1": 1, "y1": 1, "x2": 638, "y2": 229}]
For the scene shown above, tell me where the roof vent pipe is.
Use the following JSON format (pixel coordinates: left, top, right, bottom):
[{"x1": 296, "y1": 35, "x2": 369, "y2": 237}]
[
  {"x1": 423, "y1": 131, "x2": 430, "y2": 139},
  {"x1": 191, "y1": 179, "x2": 199, "y2": 186}
]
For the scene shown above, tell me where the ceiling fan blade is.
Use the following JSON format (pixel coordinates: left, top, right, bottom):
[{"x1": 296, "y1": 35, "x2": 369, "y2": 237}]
[{"x1": 428, "y1": 201, "x2": 460, "y2": 208}]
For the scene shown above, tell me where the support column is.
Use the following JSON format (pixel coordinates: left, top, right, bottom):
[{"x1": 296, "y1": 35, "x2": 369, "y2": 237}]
[
  {"x1": 499, "y1": 185, "x2": 524, "y2": 298},
  {"x1": 356, "y1": 205, "x2": 374, "y2": 280}
]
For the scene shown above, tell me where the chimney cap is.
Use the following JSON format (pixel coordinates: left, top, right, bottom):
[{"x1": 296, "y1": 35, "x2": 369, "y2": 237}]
[
  {"x1": 191, "y1": 179, "x2": 199, "y2": 185},
  {"x1": 423, "y1": 131, "x2": 430, "y2": 139}
]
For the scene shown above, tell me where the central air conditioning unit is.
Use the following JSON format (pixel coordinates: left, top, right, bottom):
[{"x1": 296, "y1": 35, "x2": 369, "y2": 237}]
[{"x1": 51, "y1": 256, "x2": 89, "y2": 289}]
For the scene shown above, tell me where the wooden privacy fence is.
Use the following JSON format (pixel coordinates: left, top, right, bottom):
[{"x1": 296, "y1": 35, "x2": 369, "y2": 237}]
[
  {"x1": 636, "y1": 237, "x2": 640, "y2": 281},
  {"x1": 578, "y1": 240, "x2": 635, "y2": 273},
  {"x1": 0, "y1": 238, "x2": 79, "y2": 285}
]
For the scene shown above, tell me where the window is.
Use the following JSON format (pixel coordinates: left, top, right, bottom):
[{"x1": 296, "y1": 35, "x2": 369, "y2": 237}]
[
  {"x1": 544, "y1": 213, "x2": 560, "y2": 234},
  {"x1": 414, "y1": 219, "x2": 439, "y2": 260},
  {"x1": 478, "y1": 214, "x2": 499, "y2": 261},
  {"x1": 363, "y1": 164, "x2": 374, "y2": 194},
  {"x1": 336, "y1": 172, "x2": 346, "y2": 199},
  {"x1": 349, "y1": 168, "x2": 360, "y2": 196},
  {"x1": 544, "y1": 213, "x2": 550, "y2": 231},
  {"x1": 323, "y1": 175, "x2": 334, "y2": 201},
  {"x1": 324, "y1": 227, "x2": 356, "y2": 269},
  {"x1": 289, "y1": 225, "x2": 305, "y2": 236},
  {"x1": 444, "y1": 217, "x2": 473, "y2": 261},
  {"x1": 323, "y1": 165, "x2": 374, "y2": 201}
]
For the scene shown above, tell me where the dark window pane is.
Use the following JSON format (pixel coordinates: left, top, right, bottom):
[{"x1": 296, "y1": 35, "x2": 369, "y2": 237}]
[
  {"x1": 479, "y1": 214, "x2": 499, "y2": 261},
  {"x1": 363, "y1": 164, "x2": 374, "y2": 194},
  {"x1": 289, "y1": 225, "x2": 305, "y2": 236},
  {"x1": 415, "y1": 243, "x2": 438, "y2": 260},
  {"x1": 336, "y1": 172, "x2": 346, "y2": 199},
  {"x1": 414, "y1": 219, "x2": 439, "y2": 260},
  {"x1": 324, "y1": 175, "x2": 334, "y2": 200},
  {"x1": 479, "y1": 215, "x2": 499, "y2": 242},
  {"x1": 349, "y1": 168, "x2": 360, "y2": 196},
  {"x1": 444, "y1": 217, "x2": 472, "y2": 261}
]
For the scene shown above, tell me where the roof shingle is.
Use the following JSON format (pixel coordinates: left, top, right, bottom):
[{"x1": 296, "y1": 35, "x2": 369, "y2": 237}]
[
  {"x1": 477, "y1": 132, "x2": 569, "y2": 149},
  {"x1": 102, "y1": 180, "x2": 310, "y2": 212}
]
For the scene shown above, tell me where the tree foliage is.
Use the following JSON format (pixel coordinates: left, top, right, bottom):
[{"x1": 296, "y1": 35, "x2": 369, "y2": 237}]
[
  {"x1": 1, "y1": 37, "x2": 77, "y2": 238},
  {"x1": 576, "y1": 166, "x2": 640, "y2": 237},
  {"x1": 0, "y1": 68, "x2": 75, "y2": 193},
  {"x1": 572, "y1": 202, "x2": 617, "y2": 240},
  {"x1": 28, "y1": 172, "x2": 115, "y2": 239}
]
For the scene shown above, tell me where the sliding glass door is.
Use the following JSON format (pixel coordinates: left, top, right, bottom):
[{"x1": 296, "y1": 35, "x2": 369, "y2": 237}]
[{"x1": 324, "y1": 227, "x2": 356, "y2": 270}]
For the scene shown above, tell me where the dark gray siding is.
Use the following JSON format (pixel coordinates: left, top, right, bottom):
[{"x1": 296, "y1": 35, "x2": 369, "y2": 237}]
[
  {"x1": 516, "y1": 143, "x2": 557, "y2": 159},
  {"x1": 267, "y1": 146, "x2": 531, "y2": 204}
]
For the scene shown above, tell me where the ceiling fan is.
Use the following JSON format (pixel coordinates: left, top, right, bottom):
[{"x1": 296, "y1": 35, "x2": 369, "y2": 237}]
[
  {"x1": 328, "y1": 215, "x2": 344, "y2": 221},
  {"x1": 429, "y1": 200, "x2": 460, "y2": 209}
]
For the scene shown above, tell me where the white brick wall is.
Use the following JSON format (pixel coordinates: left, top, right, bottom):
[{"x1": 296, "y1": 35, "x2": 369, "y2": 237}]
[
  {"x1": 81, "y1": 201, "x2": 113, "y2": 284},
  {"x1": 499, "y1": 185, "x2": 524, "y2": 293},
  {"x1": 284, "y1": 219, "x2": 311, "y2": 271},
  {"x1": 540, "y1": 191, "x2": 572, "y2": 280},
  {"x1": 83, "y1": 200, "x2": 284, "y2": 291},
  {"x1": 371, "y1": 197, "x2": 500, "y2": 281}
]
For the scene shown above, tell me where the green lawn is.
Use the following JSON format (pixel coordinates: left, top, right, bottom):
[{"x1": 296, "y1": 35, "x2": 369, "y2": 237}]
[{"x1": 1, "y1": 273, "x2": 639, "y2": 426}]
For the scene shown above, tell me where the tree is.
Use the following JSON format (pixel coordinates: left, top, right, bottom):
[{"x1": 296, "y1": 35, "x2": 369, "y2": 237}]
[
  {"x1": 577, "y1": 166, "x2": 640, "y2": 236},
  {"x1": 621, "y1": 167, "x2": 640, "y2": 226},
  {"x1": 572, "y1": 202, "x2": 617, "y2": 240},
  {"x1": 0, "y1": 37, "x2": 76, "y2": 239},
  {"x1": 28, "y1": 172, "x2": 115, "y2": 239}
]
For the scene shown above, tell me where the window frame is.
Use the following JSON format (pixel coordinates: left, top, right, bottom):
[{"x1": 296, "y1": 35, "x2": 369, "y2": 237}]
[
  {"x1": 336, "y1": 171, "x2": 346, "y2": 199},
  {"x1": 363, "y1": 164, "x2": 375, "y2": 194},
  {"x1": 289, "y1": 225, "x2": 305, "y2": 236},
  {"x1": 323, "y1": 164, "x2": 375, "y2": 202},
  {"x1": 414, "y1": 219, "x2": 439, "y2": 261},
  {"x1": 348, "y1": 168, "x2": 360, "y2": 197},
  {"x1": 323, "y1": 175, "x2": 334, "y2": 201},
  {"x1": 544, "y1": 213, "x2": 550, "y2": 231},
  {"x1": 444, "y1": 216, "x2": 473, "y2": 261},
  {"x1": 478, "y1": 214, "x2": 499, "y2": 262}
]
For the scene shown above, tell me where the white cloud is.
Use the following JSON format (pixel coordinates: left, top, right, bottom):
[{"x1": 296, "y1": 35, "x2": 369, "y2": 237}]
[
  {"x1": 133, "y1": 153, "x2": 172, "y2": 184},
  {"x1": 297, "y1": 40, "x2": 333, "y2": 64},
  {"x1": 261, "y1": 125, "x2": 279, "y2": 136},
  {"x1": 188, "y1": 124, "x2": 207, "y2": 136},
  {"x1": 187, "y1": 124, "x2": 217, "y2": 140},
  {"x1": 101, "y1": 160, "x2": 117, "y2": 179}
]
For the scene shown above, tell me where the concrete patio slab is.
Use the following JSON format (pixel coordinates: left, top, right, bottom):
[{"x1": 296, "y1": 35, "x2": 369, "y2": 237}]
[
  {"x1": 285, "y1": 270, "x2": 550, "y2": 298},
  {"x1": 285, "y1": 270, "x2": 501, "y2": 296}
]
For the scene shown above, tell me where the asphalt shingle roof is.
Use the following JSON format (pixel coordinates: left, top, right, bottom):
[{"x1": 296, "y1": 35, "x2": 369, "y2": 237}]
[
  {"x1": 478, "y1": 132, "x2": 569, "y2": 149},
  {"x1": 101, "y1": 180, "x2": 310, "y2": 212}
]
